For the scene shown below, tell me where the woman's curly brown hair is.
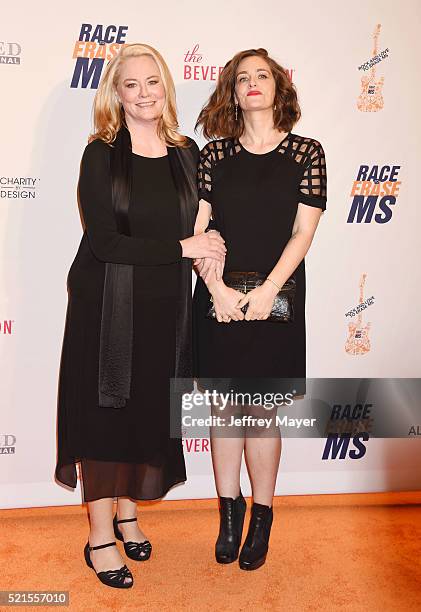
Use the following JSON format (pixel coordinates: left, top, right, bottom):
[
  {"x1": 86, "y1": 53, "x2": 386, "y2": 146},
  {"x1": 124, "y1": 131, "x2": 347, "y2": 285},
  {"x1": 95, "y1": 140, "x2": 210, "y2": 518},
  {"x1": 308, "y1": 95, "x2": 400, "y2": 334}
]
[{"x1": 196, "y1": 48, "x2": 301, "y2": 140}]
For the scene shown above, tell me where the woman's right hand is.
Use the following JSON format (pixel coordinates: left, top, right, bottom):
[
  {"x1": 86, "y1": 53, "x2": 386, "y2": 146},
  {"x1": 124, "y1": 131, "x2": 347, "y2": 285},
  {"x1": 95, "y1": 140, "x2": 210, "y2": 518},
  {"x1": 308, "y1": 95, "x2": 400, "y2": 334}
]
[
  {"x1": 194, "y1": 256, "x2": 225, "y2": 283},
  {"x1": 180, "y1": 231, "x2": 226, "y2": 261},
  {"x1": 210, "y1": 283, "x2": 245, "y2": 323}
]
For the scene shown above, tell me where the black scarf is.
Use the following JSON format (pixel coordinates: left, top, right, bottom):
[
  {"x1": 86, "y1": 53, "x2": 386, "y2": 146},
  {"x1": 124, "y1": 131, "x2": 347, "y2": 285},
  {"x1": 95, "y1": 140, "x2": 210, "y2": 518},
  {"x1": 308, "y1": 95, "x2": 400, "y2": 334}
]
[{"x1": 98, "y1": 126, "x2": 198, "y2": 408}]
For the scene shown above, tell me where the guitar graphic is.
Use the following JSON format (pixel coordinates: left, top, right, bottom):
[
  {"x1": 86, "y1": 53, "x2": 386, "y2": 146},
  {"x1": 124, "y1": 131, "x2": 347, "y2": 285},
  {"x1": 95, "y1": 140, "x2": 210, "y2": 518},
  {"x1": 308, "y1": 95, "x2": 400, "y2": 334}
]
[
  {"x1": 345, "y1": 274, "x2": 371, "y2": 355},
  {"x1": 357, "y1": 24, "x2": 384, "y2": 112}
]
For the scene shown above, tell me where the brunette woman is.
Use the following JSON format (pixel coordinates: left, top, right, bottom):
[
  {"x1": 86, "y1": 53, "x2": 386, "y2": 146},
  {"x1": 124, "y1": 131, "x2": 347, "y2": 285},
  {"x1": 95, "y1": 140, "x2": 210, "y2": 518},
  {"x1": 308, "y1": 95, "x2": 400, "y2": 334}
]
[{"x1": 193, "y1": 48, "x2": 327, "y2": 570}]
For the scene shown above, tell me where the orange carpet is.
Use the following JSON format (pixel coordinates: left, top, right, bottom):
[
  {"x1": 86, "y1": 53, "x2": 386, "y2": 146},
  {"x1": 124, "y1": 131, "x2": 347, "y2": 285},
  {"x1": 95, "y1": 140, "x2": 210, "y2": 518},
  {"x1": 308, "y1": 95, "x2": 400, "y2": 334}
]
[{"x1": 1, "y1": 492, "x2": 421, "y2": 611}]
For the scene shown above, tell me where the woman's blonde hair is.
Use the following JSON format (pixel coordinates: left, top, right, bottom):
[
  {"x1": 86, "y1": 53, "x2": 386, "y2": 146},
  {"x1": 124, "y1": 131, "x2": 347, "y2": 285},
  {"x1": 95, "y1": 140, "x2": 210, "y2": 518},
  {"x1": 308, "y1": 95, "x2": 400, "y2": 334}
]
[{"x1": 90, "y1": 43, "x2": 187, "y2": 147}]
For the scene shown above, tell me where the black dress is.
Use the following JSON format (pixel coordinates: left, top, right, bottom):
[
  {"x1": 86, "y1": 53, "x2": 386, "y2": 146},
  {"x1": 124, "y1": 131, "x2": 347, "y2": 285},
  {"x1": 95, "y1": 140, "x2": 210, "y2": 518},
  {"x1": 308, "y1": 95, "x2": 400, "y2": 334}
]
[
  {"x1": 192, "y1": 133, "x2": 327, "y2": 394},
  {"x1": 56, "y1": 139, "x2": 189, "y2": 502}
]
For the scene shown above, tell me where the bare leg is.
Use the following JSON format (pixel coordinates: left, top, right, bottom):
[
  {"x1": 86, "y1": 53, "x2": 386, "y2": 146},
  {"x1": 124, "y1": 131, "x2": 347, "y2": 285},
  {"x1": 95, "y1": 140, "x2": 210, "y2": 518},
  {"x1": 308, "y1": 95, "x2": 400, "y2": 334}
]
[
  {"x1": 210, "y1": 400, "x2": 245, "y2": 498},
  {"x1": 117, "y1": 497, "x2": 148, "y2": 544},
  {"x1": 87, "y1": 497, "x2": 132, "y2": 584},
  {"x1": 244, "y1": 406, "x2": 282, "y2": 506},
  {"x1": 211, "y1": 437, "x2": 245, "y2": 497}
]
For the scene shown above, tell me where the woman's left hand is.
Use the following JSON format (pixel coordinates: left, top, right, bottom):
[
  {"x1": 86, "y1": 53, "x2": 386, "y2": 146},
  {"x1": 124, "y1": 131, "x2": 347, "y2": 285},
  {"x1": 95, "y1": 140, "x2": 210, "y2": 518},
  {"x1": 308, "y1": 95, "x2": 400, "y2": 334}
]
[{"x1": 236, "y1": 281, "x2": 279, "y2": 321}]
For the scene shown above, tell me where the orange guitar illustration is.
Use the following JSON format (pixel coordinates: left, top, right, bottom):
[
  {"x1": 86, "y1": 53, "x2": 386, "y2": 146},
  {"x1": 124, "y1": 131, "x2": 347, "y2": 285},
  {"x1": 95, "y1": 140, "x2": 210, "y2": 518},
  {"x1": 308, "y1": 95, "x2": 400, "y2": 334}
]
[
  {"x1": 357, "y1": 24, "x2": 384, "y2": 112},
  {"x1": 345, "y1": 274, "x2": 371, "y2": 355}
]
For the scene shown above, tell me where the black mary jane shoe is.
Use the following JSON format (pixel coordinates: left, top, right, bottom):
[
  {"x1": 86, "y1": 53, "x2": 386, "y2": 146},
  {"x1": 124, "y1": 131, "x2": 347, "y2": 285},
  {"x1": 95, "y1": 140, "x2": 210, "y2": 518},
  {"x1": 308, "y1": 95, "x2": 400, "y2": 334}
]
[
  {"x1": 84, "y1": 541, "x2": 133, "y2": 588},
  {"x1": 239, "y1": 502, "x2": 273, "y2": 571},
  {"x1": 215, "y1": 491, "x2": 247, "y2": 564},
  {"x1": 113, "y1": 514, "x2": 152, "y2": 562}
]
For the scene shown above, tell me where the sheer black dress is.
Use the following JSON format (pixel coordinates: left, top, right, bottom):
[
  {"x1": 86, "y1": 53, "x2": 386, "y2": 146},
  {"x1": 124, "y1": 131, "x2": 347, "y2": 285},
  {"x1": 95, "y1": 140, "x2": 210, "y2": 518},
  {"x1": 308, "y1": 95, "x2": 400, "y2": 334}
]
[
  {"x1": 55, "y1": 139, "x2": 188, "y2": 502},
  {"x1": 192, "y1": 133, "x2": 327, "y2": 395}
]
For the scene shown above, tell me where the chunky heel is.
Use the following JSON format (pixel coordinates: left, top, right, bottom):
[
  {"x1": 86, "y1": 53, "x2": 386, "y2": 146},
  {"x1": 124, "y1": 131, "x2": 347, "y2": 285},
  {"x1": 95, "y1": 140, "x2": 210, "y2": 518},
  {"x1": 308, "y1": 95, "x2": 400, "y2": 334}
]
[
  {"x1": 215, "y1": 491, "x2": 247, "y2": 564},
  {"x1": 113, "y1": 514, "x2": 152, "y2": 562},
  {"x1": 239, "y1": 502, "x2": 273, "y2": 571},
  {"x1": 84, "y1": 541, "x2": 133, "y2": 588}
]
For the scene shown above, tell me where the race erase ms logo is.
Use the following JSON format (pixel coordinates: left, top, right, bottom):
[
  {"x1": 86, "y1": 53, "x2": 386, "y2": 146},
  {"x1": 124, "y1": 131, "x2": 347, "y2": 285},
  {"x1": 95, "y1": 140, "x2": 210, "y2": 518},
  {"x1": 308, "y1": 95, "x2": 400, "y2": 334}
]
[
  {"x1": 347, "y1": 164, "x2": 402, "y2": 223},
  {"x1": 322, "y1": 403, "x2": 372, "y2": 460},
  {"x1": 71, "y1": 23, "x2": 128, "y2": 89}
]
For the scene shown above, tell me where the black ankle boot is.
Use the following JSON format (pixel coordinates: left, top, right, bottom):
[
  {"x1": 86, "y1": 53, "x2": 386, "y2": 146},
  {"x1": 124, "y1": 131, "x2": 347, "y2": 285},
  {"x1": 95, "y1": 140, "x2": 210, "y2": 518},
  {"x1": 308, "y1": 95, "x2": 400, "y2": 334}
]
[
  {"x1": 215, "y1": 491, "x2": 247, "y2": 563},
  {"x1": 239, "y1": 502, "x2": 273, "y2": 571}
]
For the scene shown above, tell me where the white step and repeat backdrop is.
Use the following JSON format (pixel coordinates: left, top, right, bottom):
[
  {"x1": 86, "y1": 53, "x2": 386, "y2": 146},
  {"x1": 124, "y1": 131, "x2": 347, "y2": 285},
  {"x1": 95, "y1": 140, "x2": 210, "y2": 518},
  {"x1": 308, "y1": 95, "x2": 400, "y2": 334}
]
[{"x1": 1, "y1": 0, "x2": 421, "y2": 508}]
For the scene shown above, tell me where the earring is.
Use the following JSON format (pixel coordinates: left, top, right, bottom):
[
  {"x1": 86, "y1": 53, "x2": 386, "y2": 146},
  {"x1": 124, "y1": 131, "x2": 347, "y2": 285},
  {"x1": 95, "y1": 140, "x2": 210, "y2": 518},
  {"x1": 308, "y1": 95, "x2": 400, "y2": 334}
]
[
  {"x1": 274, "y1": 103, "x2": 277, "y2": 111},
  {"x1": 235, "y1": 103, "x2": 238, "y2": 121}
]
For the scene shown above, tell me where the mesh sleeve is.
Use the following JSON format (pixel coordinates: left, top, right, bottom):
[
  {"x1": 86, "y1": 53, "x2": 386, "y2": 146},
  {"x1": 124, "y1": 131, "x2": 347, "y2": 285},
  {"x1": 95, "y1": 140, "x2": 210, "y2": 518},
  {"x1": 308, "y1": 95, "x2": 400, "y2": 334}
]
[
  {"x1": 197, "y1": 143, "x2": 214, "y2": 204},
  {"x1": 298, "y1": 141, "x2": 327, "y2": 210}
]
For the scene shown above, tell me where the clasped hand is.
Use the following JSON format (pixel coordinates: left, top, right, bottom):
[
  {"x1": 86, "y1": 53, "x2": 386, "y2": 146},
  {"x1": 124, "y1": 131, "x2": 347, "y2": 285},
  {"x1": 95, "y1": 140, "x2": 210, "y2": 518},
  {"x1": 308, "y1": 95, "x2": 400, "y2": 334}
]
[
  {"x1": 236, "y1": 283, "x2": 278, "y2": 321},
  {"x1": 195, "y1": 251, "x2": 278, "y2": 323}
]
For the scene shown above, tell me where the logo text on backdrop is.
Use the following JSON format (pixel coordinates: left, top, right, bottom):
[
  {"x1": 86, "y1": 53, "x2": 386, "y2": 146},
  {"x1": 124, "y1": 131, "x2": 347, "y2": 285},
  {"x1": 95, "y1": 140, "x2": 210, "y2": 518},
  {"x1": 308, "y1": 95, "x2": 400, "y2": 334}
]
[
  {"x1": 0, "y1": 42, "x2": 21, "y2": 65},
  {"x1": 348, "y1": 165, "x2": 401, "y2": 223},
  {"x1": 71, "y1": 24, "x2": 128, "y2": 89}
]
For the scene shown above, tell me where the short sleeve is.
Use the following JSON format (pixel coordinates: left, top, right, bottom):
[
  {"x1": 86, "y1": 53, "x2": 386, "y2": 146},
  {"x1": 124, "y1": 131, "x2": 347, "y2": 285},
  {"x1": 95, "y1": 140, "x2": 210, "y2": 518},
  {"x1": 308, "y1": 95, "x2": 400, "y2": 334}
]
[
  {"x1": 298, "y1": 141, "x2": 327, "y2": 210},
  {"x1": 197, "y1": 143, "x2": 214, "y2": 204}
]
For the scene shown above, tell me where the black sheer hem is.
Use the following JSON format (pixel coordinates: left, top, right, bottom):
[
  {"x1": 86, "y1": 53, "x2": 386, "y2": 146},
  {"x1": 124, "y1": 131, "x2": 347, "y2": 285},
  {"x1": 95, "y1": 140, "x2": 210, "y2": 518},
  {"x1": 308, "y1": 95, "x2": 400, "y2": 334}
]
[
  {"x1": 55, "y1": 453, "x2": 186, "y2": 503},
  {"x1": 55, "y1": 461, "x2": 78, "y2": 491}
]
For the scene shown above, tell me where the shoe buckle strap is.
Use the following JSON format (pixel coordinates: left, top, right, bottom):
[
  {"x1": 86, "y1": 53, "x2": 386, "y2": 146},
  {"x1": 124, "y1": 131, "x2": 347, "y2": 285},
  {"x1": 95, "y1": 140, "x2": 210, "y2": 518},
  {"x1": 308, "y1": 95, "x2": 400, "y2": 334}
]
[{"x1": 89, "y1": 541, "x2": 116, "y2": 551}]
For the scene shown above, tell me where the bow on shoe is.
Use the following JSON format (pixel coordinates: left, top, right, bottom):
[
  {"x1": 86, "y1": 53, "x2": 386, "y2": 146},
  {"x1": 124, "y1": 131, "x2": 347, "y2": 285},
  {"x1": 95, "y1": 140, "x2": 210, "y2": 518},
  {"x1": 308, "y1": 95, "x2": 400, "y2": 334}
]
[
  {"x1": 125, "y1": 540, "x2": 152, "y2": 559},
  {"x1": 98, "y1": 564, "x2": 132, "y2": 585}
]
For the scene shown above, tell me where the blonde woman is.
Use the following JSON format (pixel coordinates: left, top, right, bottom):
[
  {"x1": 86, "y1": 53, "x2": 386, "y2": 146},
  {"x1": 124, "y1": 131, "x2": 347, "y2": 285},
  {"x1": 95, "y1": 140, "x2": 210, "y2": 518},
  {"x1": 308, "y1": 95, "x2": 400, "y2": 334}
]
[{"x1": 55, "y1": 43, "x2": 226, "y2": 588}]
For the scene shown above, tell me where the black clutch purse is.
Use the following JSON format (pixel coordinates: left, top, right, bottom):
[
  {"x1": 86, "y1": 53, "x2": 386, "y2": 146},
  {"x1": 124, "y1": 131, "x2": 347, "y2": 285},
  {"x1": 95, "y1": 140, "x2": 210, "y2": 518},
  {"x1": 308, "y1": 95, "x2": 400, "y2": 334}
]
[{"x1": 206, "y1": 271, "x2": 296, "y2": 322}]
